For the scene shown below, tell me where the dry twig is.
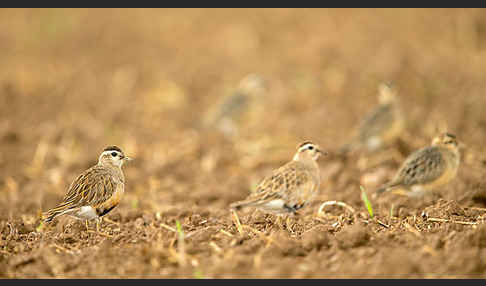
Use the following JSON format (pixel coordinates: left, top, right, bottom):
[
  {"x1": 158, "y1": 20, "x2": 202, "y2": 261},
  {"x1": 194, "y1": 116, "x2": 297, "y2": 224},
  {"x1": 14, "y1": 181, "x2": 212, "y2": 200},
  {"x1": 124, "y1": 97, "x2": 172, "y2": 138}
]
[
  {"x1": 317, "y1": 200, "x2": 356, "y2": 217},
  {"x1": 427, "y1": 217, "x2": 478, "y2": 225},
  {"x1": 231, "y1": 210, "x2": 244, "y2": 235}
]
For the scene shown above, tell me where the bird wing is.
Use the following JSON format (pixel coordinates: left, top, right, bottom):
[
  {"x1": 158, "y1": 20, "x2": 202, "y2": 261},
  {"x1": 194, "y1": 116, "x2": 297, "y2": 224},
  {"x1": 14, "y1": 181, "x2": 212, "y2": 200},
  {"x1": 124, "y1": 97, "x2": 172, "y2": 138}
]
[
  {"x1": 233, "y1": 161, "x2": 315, "y2": 208},
  {"x1": 340, "y1": 104, "x2": 395, "y2": 154},
  {"x1": 357, "y1": 103, "x2": 394, "y2": 141},
  {"x1": 44, "y1": 166, "x2": 120, "y2": 217},
  {"x1": 217, "y1": 91, "x2": 248, "y2": 120},
  {"x1": 205, "y1": 91, "x2": 248, "y2": 127},
  {"x1": 392, "y1": 146, "x2": 446, "y2": 187}
]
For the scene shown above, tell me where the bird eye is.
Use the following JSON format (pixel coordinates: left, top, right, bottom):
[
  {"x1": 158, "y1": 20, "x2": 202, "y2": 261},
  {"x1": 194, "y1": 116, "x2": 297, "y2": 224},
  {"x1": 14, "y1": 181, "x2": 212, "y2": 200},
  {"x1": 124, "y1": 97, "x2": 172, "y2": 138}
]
[
  {"x1": 111, "y1": 152, "x2": 118, "y2": 157},
  {"x1": 308, "y1": 146, "x2": 314, "y2": 150}
]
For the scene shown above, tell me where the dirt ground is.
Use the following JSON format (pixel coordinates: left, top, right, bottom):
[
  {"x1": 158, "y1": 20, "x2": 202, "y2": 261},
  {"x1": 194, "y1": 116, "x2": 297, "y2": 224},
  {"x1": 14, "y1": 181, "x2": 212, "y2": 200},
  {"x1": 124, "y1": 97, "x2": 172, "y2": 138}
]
[{"x1": 1, "y1": 8, "x2": 486, "y2": 278}]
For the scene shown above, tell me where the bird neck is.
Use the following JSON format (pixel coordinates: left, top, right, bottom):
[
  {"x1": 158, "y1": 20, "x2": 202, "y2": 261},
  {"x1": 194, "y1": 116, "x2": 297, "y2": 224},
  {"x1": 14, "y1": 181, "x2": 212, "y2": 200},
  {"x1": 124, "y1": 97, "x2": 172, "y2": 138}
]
[
  {"x1": 438, "y1": 145, "x2": 460, "y2": 166},
  {"x1": 293, "y1": 154, "x2": 319, "y2": 171},
  {"x1": 98, "y1": 161, "x2": 123, "y2": 172}
]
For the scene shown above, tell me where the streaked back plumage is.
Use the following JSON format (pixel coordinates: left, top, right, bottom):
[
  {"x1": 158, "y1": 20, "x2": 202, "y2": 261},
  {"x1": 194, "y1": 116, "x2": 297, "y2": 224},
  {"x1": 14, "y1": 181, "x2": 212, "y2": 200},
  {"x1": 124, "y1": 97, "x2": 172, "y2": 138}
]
[
  {"x1": 375, "y1": 133, "x2": 460, "y2": 196},
  {"x1": 230, "y1": 141, "x2": 324, "y2": 214},
  {"x1": 42, "y1": 146, "x2": 129, "y2": 224}
]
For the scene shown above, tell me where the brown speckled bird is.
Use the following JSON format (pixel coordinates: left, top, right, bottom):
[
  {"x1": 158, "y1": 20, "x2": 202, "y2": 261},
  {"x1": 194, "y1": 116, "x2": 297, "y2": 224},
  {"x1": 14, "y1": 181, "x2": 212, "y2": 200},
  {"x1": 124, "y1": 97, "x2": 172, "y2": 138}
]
[
  {"x1": 340, "y1": 82, "x2": 405, "y2": 154},
  {"x1": 230, "y1": 141, "x2": 326, "y2": 214},
  {"x1": 204, "y1": 73, "x2": 267, "y2": 137},
  {"x1": 42, "y1": 146, "x2": 132, "y2": 232},
  {"x1": 375, "y1": 133, "x2": 460, "y2": 197}
]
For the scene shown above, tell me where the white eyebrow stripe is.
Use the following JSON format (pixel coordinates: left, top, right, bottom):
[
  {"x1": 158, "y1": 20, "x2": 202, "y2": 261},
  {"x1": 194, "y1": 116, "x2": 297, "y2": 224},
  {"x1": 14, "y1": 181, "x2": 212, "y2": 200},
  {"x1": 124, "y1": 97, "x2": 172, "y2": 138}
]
[
  {"x1": 299, "y1": 143, "x2": 314, "y2": 151},
  {"x1": 101, "y1": 150, "x2": 120, "y2": 156}
]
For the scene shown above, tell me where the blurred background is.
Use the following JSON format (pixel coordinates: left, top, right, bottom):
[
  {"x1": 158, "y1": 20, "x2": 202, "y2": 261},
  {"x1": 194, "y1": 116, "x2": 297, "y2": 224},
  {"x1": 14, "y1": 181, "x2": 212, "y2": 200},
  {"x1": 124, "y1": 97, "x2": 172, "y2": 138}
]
[
  {"x1": 1, "y1": 7, "x2": 486, "y2": 224},
  {"x1": 3, "y1": 8, "x2": 486, "y2": 278}
]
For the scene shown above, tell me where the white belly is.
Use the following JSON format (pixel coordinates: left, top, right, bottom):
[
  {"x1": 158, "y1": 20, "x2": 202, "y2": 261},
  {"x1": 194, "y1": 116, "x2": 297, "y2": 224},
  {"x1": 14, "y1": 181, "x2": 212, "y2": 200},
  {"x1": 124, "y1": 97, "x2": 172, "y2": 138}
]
[
  {"x1": 409, "y1": 185, "x2": 426, "y2": 197},
  {"x1": 260, "y1": 199, "x2": 287, "y2": 214},
  {"x1": 68, "y1": 206, "x2": 99, "y2": 221}
]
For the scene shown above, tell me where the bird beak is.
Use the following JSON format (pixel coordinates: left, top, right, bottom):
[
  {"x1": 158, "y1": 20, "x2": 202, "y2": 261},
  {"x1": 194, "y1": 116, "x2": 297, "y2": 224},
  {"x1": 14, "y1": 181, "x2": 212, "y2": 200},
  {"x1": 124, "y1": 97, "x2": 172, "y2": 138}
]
[
  {"x1": 123, "y1": 156, "x2": 133, "y2": 161},
  {"x1": 318, "y1": 149, "x2": 328, "y2": 156}
]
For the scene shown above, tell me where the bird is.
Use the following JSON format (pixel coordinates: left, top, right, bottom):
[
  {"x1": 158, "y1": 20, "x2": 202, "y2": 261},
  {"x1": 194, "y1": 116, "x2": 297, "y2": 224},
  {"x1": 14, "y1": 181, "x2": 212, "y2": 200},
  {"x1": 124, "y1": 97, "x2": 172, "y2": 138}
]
[
  {"x1": 42, "y1": 145, "x2": 132, "y2": 233},
  {"x1": 230, "y1": 141, "x2": 326, "y2": 216},
  {"x1": 340, "y1": 82, "x2": 405, "y2": 154},
  {"x1": 375, "y1": 132, "x2": 460, "y2": 197},
  {"x1": 203, "y1": 73, "x2": 267, "y2": 137}
]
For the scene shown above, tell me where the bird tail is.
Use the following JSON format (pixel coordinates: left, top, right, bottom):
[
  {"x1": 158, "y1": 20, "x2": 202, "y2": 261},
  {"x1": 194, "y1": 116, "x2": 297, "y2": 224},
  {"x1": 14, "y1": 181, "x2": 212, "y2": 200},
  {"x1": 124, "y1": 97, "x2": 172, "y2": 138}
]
[
  {"x1": 41, "y1": 203, "x2": 73, "y2": 223},
  {"x1": 41, "y1": 210, "x2": 57, "y2": 223},
  {"x1": 374, "y1": 182, "x2": 400, "y2": 197},
  {"x1": 374, "y1": 186, "x2": 389, "y2": 196},
  {"x1": 229, "y1": 201, "x2": 247, "y2": 211},
  {"x1": 230, "y1": 199, "x2": 258, "y2": 211}
]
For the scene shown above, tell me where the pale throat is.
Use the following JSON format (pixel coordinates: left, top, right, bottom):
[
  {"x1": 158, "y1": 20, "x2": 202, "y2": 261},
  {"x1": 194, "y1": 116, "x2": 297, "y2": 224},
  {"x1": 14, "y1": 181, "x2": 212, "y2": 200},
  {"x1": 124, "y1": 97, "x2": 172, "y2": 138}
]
[
  {"x1": 99, "y1": 158, "x2": 123, "y2": 168},
  {"x1": 293, "y1": 152, "x2": 318, "y2": 164}
]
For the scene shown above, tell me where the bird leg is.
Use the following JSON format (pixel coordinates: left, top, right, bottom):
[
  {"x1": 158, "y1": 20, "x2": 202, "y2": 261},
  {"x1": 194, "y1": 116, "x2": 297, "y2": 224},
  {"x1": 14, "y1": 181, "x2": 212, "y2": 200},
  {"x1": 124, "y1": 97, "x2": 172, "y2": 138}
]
[
  {"x1": 285, "y1": 216, "x2": 294, "y2": 233},
  {"x1": 231, "y1": 210, "x2": 244, "y2": 235},
  {"x1": 85, "y1": 220, "x2": 89, "y2": 232},
  {"x1": 275, "y1": 215, "x2": 285, "y2": 230},
  {"x1": 86, "y1": 218, "x2": 113, "y2": 238},
  {"x1": 103, "y1": 217, "x2": 119, "y2": 226},
  {"x1": 249, "y1": 209, "x2": 259, "y2": 223}
]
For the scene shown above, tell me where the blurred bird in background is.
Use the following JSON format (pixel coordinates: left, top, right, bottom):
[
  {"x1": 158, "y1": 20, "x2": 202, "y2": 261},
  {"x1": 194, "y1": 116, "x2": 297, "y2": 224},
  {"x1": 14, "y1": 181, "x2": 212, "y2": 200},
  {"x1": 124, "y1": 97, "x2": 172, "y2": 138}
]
[
  {"x1": 374, "y1": 132, "x2": 460, "y2": 198},
  {"x1": 203, "y1": 73, "x2": 268, "y2": 138},
  {"x1": 340, "y1": 82, "x2": 405, "y2": 155}
]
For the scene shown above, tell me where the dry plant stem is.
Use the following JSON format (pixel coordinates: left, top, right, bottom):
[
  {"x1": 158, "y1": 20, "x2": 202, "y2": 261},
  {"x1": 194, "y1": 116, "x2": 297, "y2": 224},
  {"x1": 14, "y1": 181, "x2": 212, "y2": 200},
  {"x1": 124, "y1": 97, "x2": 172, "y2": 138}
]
[
  {"x1": 6, "y1": 222, "x2": 14, "y2": 237},
  {"x1": 168, "y1": 237, "x2": 176, "y2": 249},
  {"x1": 317, "y1": 200, "x2": 356, "y2": 216},
  {"x1": 87, "y1": 230, "x2": 113, "y2": 238},
  {"x1": 185, "y1": 226, "x2": 212, "y2": 239},
  {"x1": 404, "y1": 222, "x2": 422, "y2": 238},
  {"x1": 376, "y1": 219, "x2": 390, "y2": 228},
  {"x1": 427, "y1": 217, "x2": 478, "y2": 225},
  {"x1": 103, "y1": 217, "x2": 120, "y2": 225},
  {"x1": 313, "y1": 217, "x2": 328, "y2": 224},
  {"x1": 231, "y1": 210, "x2": 244, "y2": 235},
  {"x1": 52, "y1": 244, "x2": 73, "y2": 254},
  {"x1": 286, "y1": 216, "x2": 293, "y2": 233},
  {"x1": 176, "y1": 223, "x2": 186, "y2": 267},
  {"x1": 317, "y1": 200, "x2": 357, "y2": 224},
  {"x1": 167, "y1": 246, "x2": 179, "y2": 265},
  {"x1": 466, "y1": 207, "x2": 486, "y2": 212},
  {"x1": 160, "y1": 223, "x2": 177, "y2": 232},
  {"x1": 219, "y1": 229, "x2": 233, "y2": 237},
  {"x1": 275, "y1": 216, "x2": 284, "y2": 230}
]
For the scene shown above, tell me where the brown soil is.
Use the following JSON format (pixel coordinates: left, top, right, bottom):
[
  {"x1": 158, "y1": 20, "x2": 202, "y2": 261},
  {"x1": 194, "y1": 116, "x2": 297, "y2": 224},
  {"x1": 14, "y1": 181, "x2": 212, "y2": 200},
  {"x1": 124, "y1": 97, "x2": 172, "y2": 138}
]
[{"x1": 1, "y1": 8, "x2": 486, "y2": 278}]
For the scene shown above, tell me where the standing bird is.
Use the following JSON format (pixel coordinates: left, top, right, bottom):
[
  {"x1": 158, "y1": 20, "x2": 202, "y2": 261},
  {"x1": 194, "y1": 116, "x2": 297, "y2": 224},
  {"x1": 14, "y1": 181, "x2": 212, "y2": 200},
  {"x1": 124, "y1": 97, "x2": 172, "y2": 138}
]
[
  {"x1": 42, "y1": 146, "x2": 132, "y2": 232},
  {"x1": 203, "y1": 73, "x2": 267, "y2": 137},
  {"x1": 340, "y1": 82, "x2": 405, "y2": 154},
  {"x1": 230, "y1": 141, "x2": 326, "y2": 216},
  {"x1": 375, "y1": 133, "x2": 460, "y2": 197}
]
